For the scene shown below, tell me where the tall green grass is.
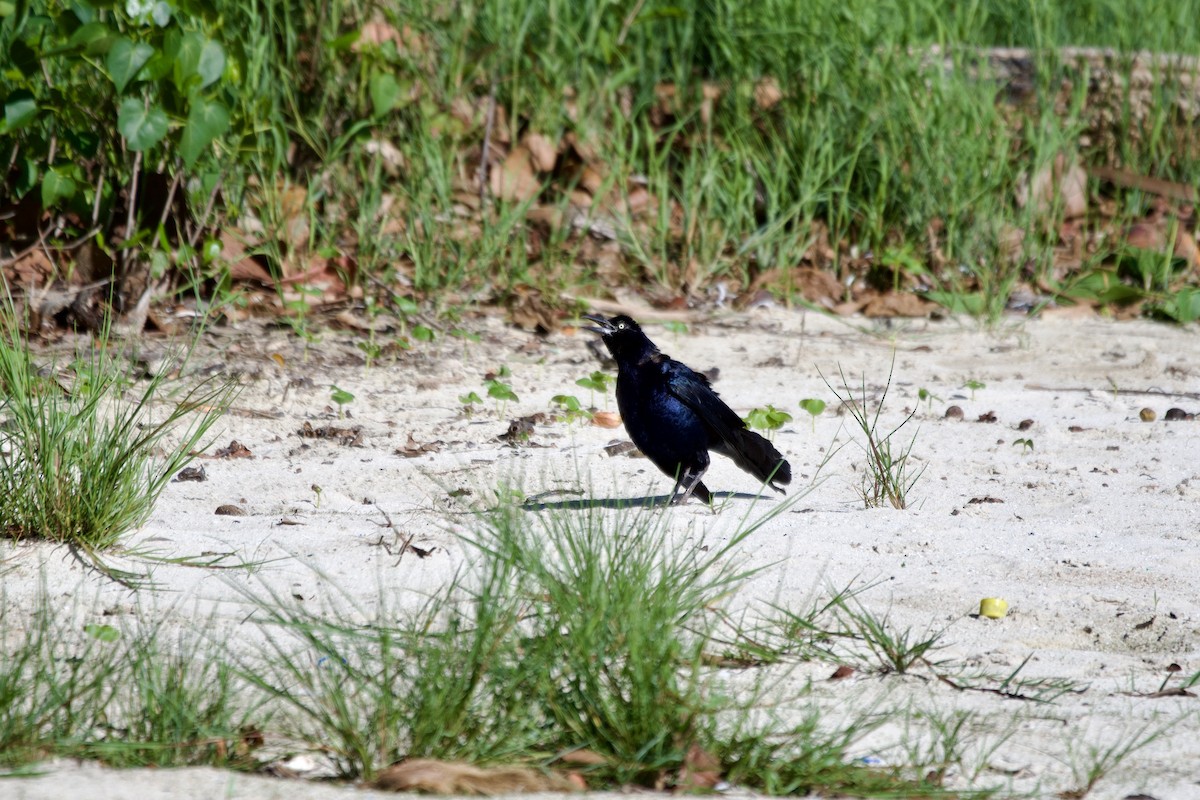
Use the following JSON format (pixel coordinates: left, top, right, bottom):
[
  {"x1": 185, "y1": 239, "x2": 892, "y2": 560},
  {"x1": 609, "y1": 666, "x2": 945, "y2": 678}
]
[
  {"x1": 5, "y1": 0, "x2": 1198, "y2": 321},
  {"x1": 0, "y1": 305, "x2": 236, "y2": 549},
  {"x1": 224, "y1": 0, "x2": 1197, "y2": 311}
]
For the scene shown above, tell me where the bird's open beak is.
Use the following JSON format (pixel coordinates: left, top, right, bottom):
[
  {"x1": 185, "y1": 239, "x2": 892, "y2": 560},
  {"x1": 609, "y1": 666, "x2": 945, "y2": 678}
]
[{"x1": 581, "y1": 313, "x2": 614, "y2": 336}]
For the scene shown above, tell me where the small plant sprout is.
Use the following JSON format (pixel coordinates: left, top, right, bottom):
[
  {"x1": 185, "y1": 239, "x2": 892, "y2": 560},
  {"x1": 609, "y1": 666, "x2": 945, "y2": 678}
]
[
  {"x1": 330, "y1": 385, "x2": 355, "y2": 418},
  {"x1": 311, "y1": 484, "x2": 323, "y2": 509},
  {"x1": 550, "y1": 394, "x2": 591, "y2": 424},
  {"x1": 917, "y1": 387, "x2": 941, "y2": 409},
  {"x1": 662, "y1": 320, "x2": 690, "y2": 336},
  {"x1": 575, "y1": 370, "x2": 614, "y2": 409},
  {"x1": 484, "y1": 367, "x2": 518, "y2": 416},
  {"x1": 357, "y1": 339, "x2": 383, "y2": 368},
  {"x1": 458, "y1": 391, "x2": 483, "y2": 417},
  {"x1": 744, "y1": 404, "x2": 792, "y2": 440},
  {"x1": 798, "y1": 397, "x2": 826, "y2": 431},
  {"x1": 962, "y1": 379, "x2": 985, "y2": 399},
  {"x1": 1013, "y1": 438, "x2": 1034, "y2": 453}
]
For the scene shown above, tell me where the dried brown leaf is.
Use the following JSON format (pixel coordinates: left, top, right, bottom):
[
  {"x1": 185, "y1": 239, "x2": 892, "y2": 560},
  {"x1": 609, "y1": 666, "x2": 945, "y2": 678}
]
[
  {"x1": 677, "y1": 744, "x2": 723, "y2": 791},
  {"x1": 754, "y1": 77, "x2": 783, "y2": 109},
  {"x1": 490, "y1": 146, "x2": 540, "y2": 202},
  {"x1": 861, "y1": 291, "x2": 937, "y2": 318},
  {"x1": 372, "y1": 759, "x2": 578, "y2": 795},
  {"x1": 523, "y1": 131, "x2": 559, "y2": 172},
  {"x1": 591, "y1": 410, "x2": 622, "y2": 428},
  {"x1": 397, "y1": 433, "x2": 443, "y2": 458}
]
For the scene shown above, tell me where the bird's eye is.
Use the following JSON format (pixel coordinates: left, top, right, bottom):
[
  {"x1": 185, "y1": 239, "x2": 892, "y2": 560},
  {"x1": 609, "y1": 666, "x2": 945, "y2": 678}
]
[{"x1": 617, "y1": 322, "x2": 626, "y2": 329}]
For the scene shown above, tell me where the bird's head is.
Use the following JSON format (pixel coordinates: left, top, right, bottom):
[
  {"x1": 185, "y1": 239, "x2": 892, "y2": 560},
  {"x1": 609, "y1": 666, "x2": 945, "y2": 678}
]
[{"x1": 582, "y1": 313, "x2": 656, "y2": 361}]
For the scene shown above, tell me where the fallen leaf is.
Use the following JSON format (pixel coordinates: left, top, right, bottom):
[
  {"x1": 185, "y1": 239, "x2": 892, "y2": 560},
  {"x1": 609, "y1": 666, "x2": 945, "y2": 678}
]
[
  {"x1": 523, "y1": 131, "x2": 558, "y2": 172},
  {"x1": 372, "y1": 759, "x2": 578, "y2": 794},
  {"x1": 556, "y1": 750, "x2": 608, "y2": 766},
  {"x1": 506, "y1": 284, "x2": 562, "y2": 332},
  {"x1": 604, "y1": 440, "x2": 641, "y2": 457},
  {"x1": 1024, "y1": 152, "x2": 1087, "y2": 220},
  {"x1": 591, "y1": 410, "x2": 622, "y2": 428},
  {"x1": 489, "y1": 145, "x2": 540, "y2": 202},
  {"x1": 1174, "y1": 228, "x2": 1199, "y2": 268},
  {"x1": 397, "y1": 433, "x2": 443, "y2": 457},
  {"x1": 299, "y1": 421, "x2": 365, "y2": 447},
  {"x1": 214, "y1": 440, "x2": 253, "y2": 459},
  {"x1": 754, "y1": 77, "x2": 783, "y2": 109},
  {"x1": 677, "y1": 744, "x2": 722, "y2": 791},
  {"x1": 861, "y1": 291, "x2": 937, "y2": 318}
]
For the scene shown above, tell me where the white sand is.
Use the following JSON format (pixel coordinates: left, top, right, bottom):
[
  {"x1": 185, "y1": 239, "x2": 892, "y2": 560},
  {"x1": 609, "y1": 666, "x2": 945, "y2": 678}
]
[{"x1": 3, "y1": 309, "x2": 1198, "y2": 799}]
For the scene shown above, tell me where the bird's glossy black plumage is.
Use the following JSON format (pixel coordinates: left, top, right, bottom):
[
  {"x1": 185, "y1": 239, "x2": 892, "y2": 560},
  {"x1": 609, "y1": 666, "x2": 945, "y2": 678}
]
[{"x1": 583, "y1": 313, "x2": 791, "y2": 505}]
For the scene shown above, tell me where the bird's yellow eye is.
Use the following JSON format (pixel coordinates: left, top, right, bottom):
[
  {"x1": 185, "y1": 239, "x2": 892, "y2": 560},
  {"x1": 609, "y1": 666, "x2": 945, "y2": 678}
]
[{"x1": 617, "y1": 322, "x2": 626, "y2": 329}]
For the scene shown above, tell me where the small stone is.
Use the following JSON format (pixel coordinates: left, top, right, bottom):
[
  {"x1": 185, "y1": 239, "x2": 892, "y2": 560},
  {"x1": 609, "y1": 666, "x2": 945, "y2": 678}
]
[
  {"x1": 215, "y1": 504, "x2": 246, "y2": 516},
  {"x1": 1017, "y1": 418, "x2": 1034, "y2": 430},
  {"x1": 1139, "y1": 408, "x2": 1157, "y2": 422},
  {"x1": 944, "y1": 405, "x2": 964, "y2": 420},
  {"x1": 1164, "y1": 407, "x2": 1193, "y2": 421}
]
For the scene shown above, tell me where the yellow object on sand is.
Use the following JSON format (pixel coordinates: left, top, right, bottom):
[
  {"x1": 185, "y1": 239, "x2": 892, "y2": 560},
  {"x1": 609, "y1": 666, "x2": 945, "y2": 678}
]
[{"x1": 980, "y1": 597, "x2": 1009, "y2": 619}]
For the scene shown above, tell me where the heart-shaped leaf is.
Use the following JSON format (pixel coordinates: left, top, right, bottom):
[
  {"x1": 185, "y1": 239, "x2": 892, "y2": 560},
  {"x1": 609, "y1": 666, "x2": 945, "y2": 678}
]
[
  {"x1": 107, "y1": 37, "x2": 155, "y2": 92},
  {"x1": 2, "y1": 89, "x2": 37, "y2": 133},
  {"x1": 117, "y1": 98, "x2": 169, "y2": 151},
  {"x1": 196, "y1": 39, "x2": 225, "y2": 88},
  {"x1": 369, "y1": 71, "x2": 399, "y2": 116},
  {"x1": 175, "y1": 32, "x2": 225, "y2": 89},
  {"x1": 41, "y1": 166, "x2": 77, "y2": 207},
  {"x1": 179, "y1": 98, "x2": 229, "y2": 166}
]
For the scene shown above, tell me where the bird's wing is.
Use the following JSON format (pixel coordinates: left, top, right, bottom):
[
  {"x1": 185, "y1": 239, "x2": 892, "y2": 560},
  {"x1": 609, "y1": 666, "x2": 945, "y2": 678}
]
[
  {"x1": 662, "y1": 359, "x2": 747, "y2": 443},
  {"x1": 664, "y1": 358, "x2": 792, "y2": 490}
]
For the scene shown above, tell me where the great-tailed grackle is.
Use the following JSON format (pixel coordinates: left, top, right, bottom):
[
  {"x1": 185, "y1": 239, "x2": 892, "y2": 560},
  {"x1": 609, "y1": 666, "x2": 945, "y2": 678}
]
[{"x1": 583, "y1": 314, "x2": 791, "y2": 506}]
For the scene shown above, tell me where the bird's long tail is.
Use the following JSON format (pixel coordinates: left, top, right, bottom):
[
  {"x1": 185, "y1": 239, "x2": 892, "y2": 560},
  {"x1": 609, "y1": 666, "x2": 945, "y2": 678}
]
[{"x1": 716, "y1": 429, "x2": 792, "y2": 493}]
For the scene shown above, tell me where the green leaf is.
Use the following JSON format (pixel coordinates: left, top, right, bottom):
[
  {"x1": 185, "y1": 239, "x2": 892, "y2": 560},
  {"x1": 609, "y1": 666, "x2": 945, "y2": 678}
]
[
  {"x1": 41, "y1": 166, "x2": 77, "y2": 207},
  {"x1": 67, "y1": 21, "x2": 115, "y2": 54},
  {"x1": 369, "y1": 70, "x2": 401, "y2": 116},
  {"x1": 107, "y1": 37, "x2": 155, "y2": 92},
  {"x1": 2, "y1": 90, "x2": 37, "y2": 133},
  {"x1": 179, "y1": 98, "x2": 229, "y2": 166},
  {"x1": 84, "y1": 623, "x2": 120, "y2": 642},
  {"x1": 922, "y1": 290, "x2": 986, "y2": 316},
  {"x1": 196, "y1": 39, "x2": 225, "y2": 88},
  {"x1": 330, "y1": 385, "x2": 354, "y2": 406},
  {"x1": 175, "y1": 32, "x2": 225, "y2": 90},
  {"x1": 551, "y1": 394, "x2": 582, "y2": 412},
  {"x1": 117, "y1": 98, "x2": 169, "y2": 151},
  {"x1": 798, "y1": 398, "x2": 826, "y2": 417},
  {"x1": 485, "y1": 380, "x2": 518, "y2": 402},
  {"x1": 1151, "y1": 288, "x2": 1200, "y2": 323}
]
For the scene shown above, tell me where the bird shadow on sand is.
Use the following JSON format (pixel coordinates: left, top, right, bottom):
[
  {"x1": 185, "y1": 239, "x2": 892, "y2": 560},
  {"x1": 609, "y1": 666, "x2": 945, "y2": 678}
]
[{"x1": 521, "y1": 491, "x2": 774, "y2": 511}]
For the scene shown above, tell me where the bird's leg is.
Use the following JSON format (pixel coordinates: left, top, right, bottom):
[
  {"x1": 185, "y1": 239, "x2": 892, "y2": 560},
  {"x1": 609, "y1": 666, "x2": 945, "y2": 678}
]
[{"x1": 670, "y1": 465, "x2": 709, "y2": 506}]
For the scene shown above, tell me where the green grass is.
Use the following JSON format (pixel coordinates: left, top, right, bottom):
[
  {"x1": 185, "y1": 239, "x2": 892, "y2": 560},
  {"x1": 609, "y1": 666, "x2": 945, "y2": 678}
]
[
  {"x1": 232, "y1": 492, "x2": 966, "y2": 794},
  {"x1": 4, "y1": 0, "x2": 1199, "y2": 324},
  {"x1": 0, "y1": 484, "x2": 1185, "y2": 797},
  {"x1": 825, "y1": 360, "x2": 926, "y2": 509},
  {"x1": 0, "y1": 303, "x2": 236, "y2": 551},
  {"x1": 0, "y1": 587, "x2": 260, "y2": 769}
]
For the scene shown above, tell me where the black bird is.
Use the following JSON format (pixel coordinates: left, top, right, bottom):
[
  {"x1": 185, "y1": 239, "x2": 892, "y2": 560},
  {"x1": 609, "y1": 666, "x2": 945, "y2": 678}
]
[{"x1": 583, "y1": 314, "x2": 791, "y2": 506}]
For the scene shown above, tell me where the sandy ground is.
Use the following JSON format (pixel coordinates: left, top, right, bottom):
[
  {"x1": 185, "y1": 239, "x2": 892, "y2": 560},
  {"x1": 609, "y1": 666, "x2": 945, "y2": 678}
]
[{"x1": 3, "y1": 307, "x2": 1199, "y2": 799}]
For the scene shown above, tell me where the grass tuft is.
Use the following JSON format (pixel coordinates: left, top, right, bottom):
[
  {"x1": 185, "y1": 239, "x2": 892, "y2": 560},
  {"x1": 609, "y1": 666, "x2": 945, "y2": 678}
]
[{"x1": 0, "y1": 303, "x2": 236, "y2": 551}]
